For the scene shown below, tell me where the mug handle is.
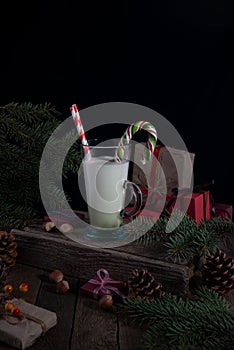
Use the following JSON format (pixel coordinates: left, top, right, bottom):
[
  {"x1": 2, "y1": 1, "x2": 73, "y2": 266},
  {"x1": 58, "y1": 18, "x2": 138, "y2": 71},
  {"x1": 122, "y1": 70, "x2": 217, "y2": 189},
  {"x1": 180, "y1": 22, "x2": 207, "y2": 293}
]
[{"x1": 121, "y1": 180, "x2": 142, "y2": 218}]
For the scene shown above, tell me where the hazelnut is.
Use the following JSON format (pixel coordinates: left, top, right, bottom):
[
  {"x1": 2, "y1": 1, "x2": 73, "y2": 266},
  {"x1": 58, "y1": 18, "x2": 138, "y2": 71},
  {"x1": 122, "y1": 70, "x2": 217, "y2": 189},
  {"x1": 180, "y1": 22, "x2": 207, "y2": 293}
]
[
  {"x1": 99, "y1": 294, "x2": 113, "y2": 311},
  {"x1": 56, "y1": 280, "x2": 70, "y2": 293},
  {"x1": 49, "y1": 270, "x2": 64, "y2": 283},
  {"x1": 59, "y1": 223, "x2": 73, "y2": 233},
  {"x1": 43, "y1": 221, "x2": 56, "y2": 232}
]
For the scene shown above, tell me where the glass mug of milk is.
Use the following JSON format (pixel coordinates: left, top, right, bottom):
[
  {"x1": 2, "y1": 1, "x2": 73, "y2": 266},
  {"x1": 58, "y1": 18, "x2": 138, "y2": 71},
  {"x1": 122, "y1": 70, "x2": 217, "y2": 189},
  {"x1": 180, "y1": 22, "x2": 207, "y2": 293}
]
[{"x1": 80, "y1": 139, "x2": 142, "y2": 229}]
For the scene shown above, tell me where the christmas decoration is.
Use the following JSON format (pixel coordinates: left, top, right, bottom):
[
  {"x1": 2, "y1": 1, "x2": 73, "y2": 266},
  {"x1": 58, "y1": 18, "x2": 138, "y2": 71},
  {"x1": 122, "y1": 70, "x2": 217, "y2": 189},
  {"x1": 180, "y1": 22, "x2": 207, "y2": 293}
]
[
  {"x1": 119, "y1": 288, "x2": 234, "y2": 350},
  {"x1": 136, "y1": 212, "x2": 234, "y2": 264},
  {"x1": 19, "y1": 283, "x2": 29, "y2": 293},
  {"x1": 99, "y1": 294, "x2": 113, "y2": 311},
  {"x1": 0, "y1": 231, "x2": 17, "y2": 270},
  {"x1": 0, "y1": 102, "x2": 82, "y2": 230},
  {"x1": 127, "y1": 269, "x2": 163, "y2": 300},
  {"x1": 11, "y1": 307, "x2": 21, "y2": 317},
  {"x1": 0, "y1": 297, "x2": 57, "y2": 349},
  {"x1": 80, "y1": 269, "x2": 126, "y2": 300},
  {"x1": 202, "y1": 249, "x2": 234, "y2": 295},
  {"x1": 4, "y1": 284, "x2": 13, "y2": 294}
]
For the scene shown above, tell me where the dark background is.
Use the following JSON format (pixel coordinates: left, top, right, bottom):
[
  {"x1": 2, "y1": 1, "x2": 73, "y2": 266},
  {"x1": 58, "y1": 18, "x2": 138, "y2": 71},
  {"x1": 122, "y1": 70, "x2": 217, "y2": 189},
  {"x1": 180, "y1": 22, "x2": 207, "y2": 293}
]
[{"x1": 1, "y1": 1, "x2": 233, "y2": 206}]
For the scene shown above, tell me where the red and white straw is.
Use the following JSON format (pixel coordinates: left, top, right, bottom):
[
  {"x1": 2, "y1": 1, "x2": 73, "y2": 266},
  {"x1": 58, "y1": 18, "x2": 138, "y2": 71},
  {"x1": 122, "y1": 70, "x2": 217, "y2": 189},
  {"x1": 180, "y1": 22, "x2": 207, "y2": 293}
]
[{"x1": 70, "y1": 104, "x2": 91, "y2": 160}]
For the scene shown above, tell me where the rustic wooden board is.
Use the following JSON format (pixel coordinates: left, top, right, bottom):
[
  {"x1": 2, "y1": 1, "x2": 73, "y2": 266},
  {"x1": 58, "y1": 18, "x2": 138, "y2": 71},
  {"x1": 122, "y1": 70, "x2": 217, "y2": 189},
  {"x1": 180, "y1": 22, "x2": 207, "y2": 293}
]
[
  {"x1": 6, "y1": 264, "x2": 43, "y2": 304},
  {"x1": 71, "y1": 292, "x2": 118, "y2": 350},
  {"x1": 27, "y1": 273, "x2": 79, "y2": 350},
  {"x1": 11, "y1": 229, "x2": 190, "y2": 296},
  {"x1": 118, "y1": 310, "x2": 145, "y2": 350}
]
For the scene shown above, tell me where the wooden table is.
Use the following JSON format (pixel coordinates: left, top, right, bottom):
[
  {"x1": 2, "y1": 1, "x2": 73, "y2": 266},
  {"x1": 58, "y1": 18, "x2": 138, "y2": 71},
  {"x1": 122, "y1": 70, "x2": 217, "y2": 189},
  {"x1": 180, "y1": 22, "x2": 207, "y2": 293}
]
[
  {"x1": 1, "y1": 263, "x2": 142, "y2": 350},
  {"x1": 1, "y1": 226, "x2": 233, "y2": 350}
]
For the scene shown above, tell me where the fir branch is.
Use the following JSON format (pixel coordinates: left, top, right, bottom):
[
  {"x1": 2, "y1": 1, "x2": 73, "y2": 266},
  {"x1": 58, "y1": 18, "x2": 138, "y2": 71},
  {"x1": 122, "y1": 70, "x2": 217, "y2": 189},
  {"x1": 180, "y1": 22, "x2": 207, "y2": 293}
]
[
  {"x1": 137, "y1": 212, "x2": 220, "y2": 263},
  {"x1": 0, "y1": 102, "x2": 60, "y2": 123},
  {"x1": 0, "y1": 101, "x2": 82, "y2": 230},
  {"x1": 200, "y1": 217, "x2": 234, "y2": 236},
  {"x1": 119, "y1": 288, "x2": 234, "y2": 350}
]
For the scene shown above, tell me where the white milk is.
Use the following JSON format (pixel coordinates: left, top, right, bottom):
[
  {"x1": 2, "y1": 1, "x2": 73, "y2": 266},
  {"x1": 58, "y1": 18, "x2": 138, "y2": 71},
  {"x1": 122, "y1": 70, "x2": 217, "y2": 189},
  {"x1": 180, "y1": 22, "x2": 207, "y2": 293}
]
[{"x1": 82, "y1": 156, "x2": 129, "y2": 228}]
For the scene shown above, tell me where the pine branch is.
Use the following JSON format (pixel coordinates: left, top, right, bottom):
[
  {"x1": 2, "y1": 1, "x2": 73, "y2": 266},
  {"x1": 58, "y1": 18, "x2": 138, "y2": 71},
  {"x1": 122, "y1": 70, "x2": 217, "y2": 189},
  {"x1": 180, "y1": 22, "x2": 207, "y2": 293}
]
[
  {"x1": 119, "y1": 288, "x2": 234, "y2": 350},
  {"x1": 0, "y1": 101, "x2": 82, "y2": 230},
  {"x1": 137, "y1": 211, "x2": 219, "y2": 263},
  {"x1": 200, "y1": 217, "x2": 234, "y2": 236},
  {"x1": 0, "y1": 102, "x2": 60, "y2": 122}
]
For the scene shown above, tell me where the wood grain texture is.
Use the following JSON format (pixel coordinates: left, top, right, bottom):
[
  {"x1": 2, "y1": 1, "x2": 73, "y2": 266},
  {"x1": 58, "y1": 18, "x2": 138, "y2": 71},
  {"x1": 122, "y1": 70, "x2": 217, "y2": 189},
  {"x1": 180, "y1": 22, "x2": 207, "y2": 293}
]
[
  {"x1": 5, "y1": 264, "x2": 43, "y2": 304},
  {"x1": 118, "y1": 311, "x2": 145, "y2": 350},
  {"x1": 12, "y1": 229, "x2": 190, "y2": 296},
  {"x1": 27, "y1": 273, "x2": 79, "y2": 350},
  {"x1": 71, "y1": 293, "x2": 118, "y2": 350}
]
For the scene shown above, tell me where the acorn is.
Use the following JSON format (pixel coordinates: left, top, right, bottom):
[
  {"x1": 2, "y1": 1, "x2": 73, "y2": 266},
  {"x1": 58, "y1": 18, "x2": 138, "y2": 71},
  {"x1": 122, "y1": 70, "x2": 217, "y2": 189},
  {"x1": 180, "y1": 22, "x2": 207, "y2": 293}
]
[
  {"x1": 49, "y1": 270, "x2": 64, "y2": 283},
  {"x1": 56, "y1": 280, "x2": 70, "y2": 293},
  {"x1": 59, "y1": 223, "x2": 73, "y2": 234}
]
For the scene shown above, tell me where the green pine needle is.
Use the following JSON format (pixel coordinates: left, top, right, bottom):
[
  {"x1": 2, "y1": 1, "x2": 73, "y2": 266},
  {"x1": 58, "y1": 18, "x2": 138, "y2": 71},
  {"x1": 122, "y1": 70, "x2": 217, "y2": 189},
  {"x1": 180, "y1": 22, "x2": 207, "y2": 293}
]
[
  {"x1": 0, "y1": 102, "x2": 82, "y2": 230},
  {"x1": 119, "y1": 288, "x2": 234, "y2": 350}
]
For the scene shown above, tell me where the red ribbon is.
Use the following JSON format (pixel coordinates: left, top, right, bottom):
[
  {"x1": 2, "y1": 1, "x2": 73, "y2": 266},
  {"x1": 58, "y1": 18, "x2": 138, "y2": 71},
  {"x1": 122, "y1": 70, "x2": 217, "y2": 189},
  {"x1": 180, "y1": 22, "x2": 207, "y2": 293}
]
[{"x1": 89, "y1": 269, "x2": 125, "y2": 299}]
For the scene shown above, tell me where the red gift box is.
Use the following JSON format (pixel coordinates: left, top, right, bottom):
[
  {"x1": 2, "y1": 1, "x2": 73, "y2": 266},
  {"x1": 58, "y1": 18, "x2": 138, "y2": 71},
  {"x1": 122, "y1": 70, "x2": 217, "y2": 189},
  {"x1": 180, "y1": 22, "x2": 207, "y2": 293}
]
[
  {"x1": 143, "y1": 190, "x2": 211, "y2": 223},
  {"x1": 215, "y1": 203, "x2": 233, "y2": 220},
  {"x1": 166, "y1": 190, "x2": 211, "y2": 223},
  {"x1": 80, "y1": 269, "x2": 126, "y2": 300}
]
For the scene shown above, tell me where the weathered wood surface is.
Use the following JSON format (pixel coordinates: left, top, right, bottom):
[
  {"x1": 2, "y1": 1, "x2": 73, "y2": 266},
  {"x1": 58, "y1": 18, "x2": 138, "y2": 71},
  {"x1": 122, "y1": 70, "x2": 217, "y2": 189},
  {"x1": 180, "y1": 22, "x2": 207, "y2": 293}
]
[
  {"x1": 0, "y1": 264, "x2": 142, "y2": 350},
  {"x1": 11, "y1": 228, "x2": 190, "y2": 296},
  {"x1": 71, "y1": 292, "x2": 118, "y2": 350}
]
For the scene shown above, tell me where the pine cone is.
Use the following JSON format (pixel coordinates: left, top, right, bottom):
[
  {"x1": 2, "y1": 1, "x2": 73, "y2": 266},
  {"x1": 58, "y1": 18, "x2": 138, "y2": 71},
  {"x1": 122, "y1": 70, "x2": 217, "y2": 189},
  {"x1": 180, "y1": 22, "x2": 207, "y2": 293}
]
[
  {"x1": 202, "y1": 249, "x2": 234, "y2": 295},
  {"x1": 0, "y1": 231, "x2": 17, "y2": 270},
  {"x1": 127, "y1": 268, "x2": 163, "y2": 300}
]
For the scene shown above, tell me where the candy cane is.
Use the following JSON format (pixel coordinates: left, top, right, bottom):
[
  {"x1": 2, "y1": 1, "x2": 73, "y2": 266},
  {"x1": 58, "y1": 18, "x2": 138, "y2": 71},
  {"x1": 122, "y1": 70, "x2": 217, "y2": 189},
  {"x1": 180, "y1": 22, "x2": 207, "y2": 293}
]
[
  {"x1": 70, "y1": 104, "x2": 91, "y2": 160},
  {"x1": 115, "y1": 121, "x2": 157, "y2": 164}
]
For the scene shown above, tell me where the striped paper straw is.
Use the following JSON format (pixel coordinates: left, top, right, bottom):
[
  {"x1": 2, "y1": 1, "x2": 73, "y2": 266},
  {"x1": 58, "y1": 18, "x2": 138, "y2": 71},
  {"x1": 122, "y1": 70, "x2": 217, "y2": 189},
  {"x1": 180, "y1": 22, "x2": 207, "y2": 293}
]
[
  {"x1": 115, "y1": 121, "x2": 157, "y2": 164},
  {"x1": 70, "y1": 104, "x2": 91, "y2": 160}
]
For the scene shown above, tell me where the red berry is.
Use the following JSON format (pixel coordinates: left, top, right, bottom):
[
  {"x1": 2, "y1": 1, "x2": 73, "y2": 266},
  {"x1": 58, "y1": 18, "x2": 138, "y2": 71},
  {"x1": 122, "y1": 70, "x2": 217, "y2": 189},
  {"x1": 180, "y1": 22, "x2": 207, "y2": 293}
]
[
  {"x1": 5, "y1": 302, "x2": 14, "y2": 311},
  {"x1": 4, "y1": 284, "x2": 13, "y2": 293},
  {"x1": 12, "y1": 307, "x2": 21, "y2": 317},
  {"x1": 19, "y1": 283, "x2": 29, "y2": 292}
]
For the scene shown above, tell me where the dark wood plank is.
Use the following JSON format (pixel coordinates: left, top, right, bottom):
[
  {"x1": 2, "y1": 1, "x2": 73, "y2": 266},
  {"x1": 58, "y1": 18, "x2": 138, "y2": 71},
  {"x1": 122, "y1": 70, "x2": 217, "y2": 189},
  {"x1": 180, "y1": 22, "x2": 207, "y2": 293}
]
[
  {"x1": 0, "y1": 264, "x2": 43, "y2": 350},
  {"x1": 28, "y1": 273, "x2": 79, "y2": 350},
  {"x1": 12, "y1": 229, "x2": 191, "y2": 296},
  {"x1": 71, "y1": 293, "x2": 118, "y2": 350},
  {"x1": 118, "y1": 311, "x2": 144, "y2": 350},
  {"x1": 6, "y1": 264, "x2": 43, "y2": 304}
]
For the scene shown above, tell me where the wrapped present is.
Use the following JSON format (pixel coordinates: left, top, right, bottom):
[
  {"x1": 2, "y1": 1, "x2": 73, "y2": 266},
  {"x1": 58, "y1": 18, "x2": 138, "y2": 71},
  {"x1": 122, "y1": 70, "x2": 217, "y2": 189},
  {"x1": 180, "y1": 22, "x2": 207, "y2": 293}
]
[
  {"x1": 215, "y1": 203, "x2": 233, "y2": 220},
  {"x1": 132, "y1": 143, "x2": 195, "y2": 201},
  {"x1": 144, "y1": 189, "x2": 211, "y2": 223},
  {"x1": 80, "y1": 269, "x2": 126, "y2": 300},
  {"x1": 164, "y1": 189, "x2": 211, "y2": 222},
  {"x1": 0, "y1": 298, "x2": 57, "y2": 350}
]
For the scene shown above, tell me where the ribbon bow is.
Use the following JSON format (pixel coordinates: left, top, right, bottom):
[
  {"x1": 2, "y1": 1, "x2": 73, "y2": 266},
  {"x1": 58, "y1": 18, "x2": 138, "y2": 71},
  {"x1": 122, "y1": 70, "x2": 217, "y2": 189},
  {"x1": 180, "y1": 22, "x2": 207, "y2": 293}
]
[{"x1": 89, "y1": 269, "x2": 125, "y2": 299}]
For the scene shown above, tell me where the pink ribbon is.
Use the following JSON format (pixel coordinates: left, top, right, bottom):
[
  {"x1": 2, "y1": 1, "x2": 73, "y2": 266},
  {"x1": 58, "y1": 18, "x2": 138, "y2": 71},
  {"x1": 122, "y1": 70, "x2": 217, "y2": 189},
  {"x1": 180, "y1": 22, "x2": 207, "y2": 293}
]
[{"x1": 89, "y1": 269, "x2": 126, "y2": 299}]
